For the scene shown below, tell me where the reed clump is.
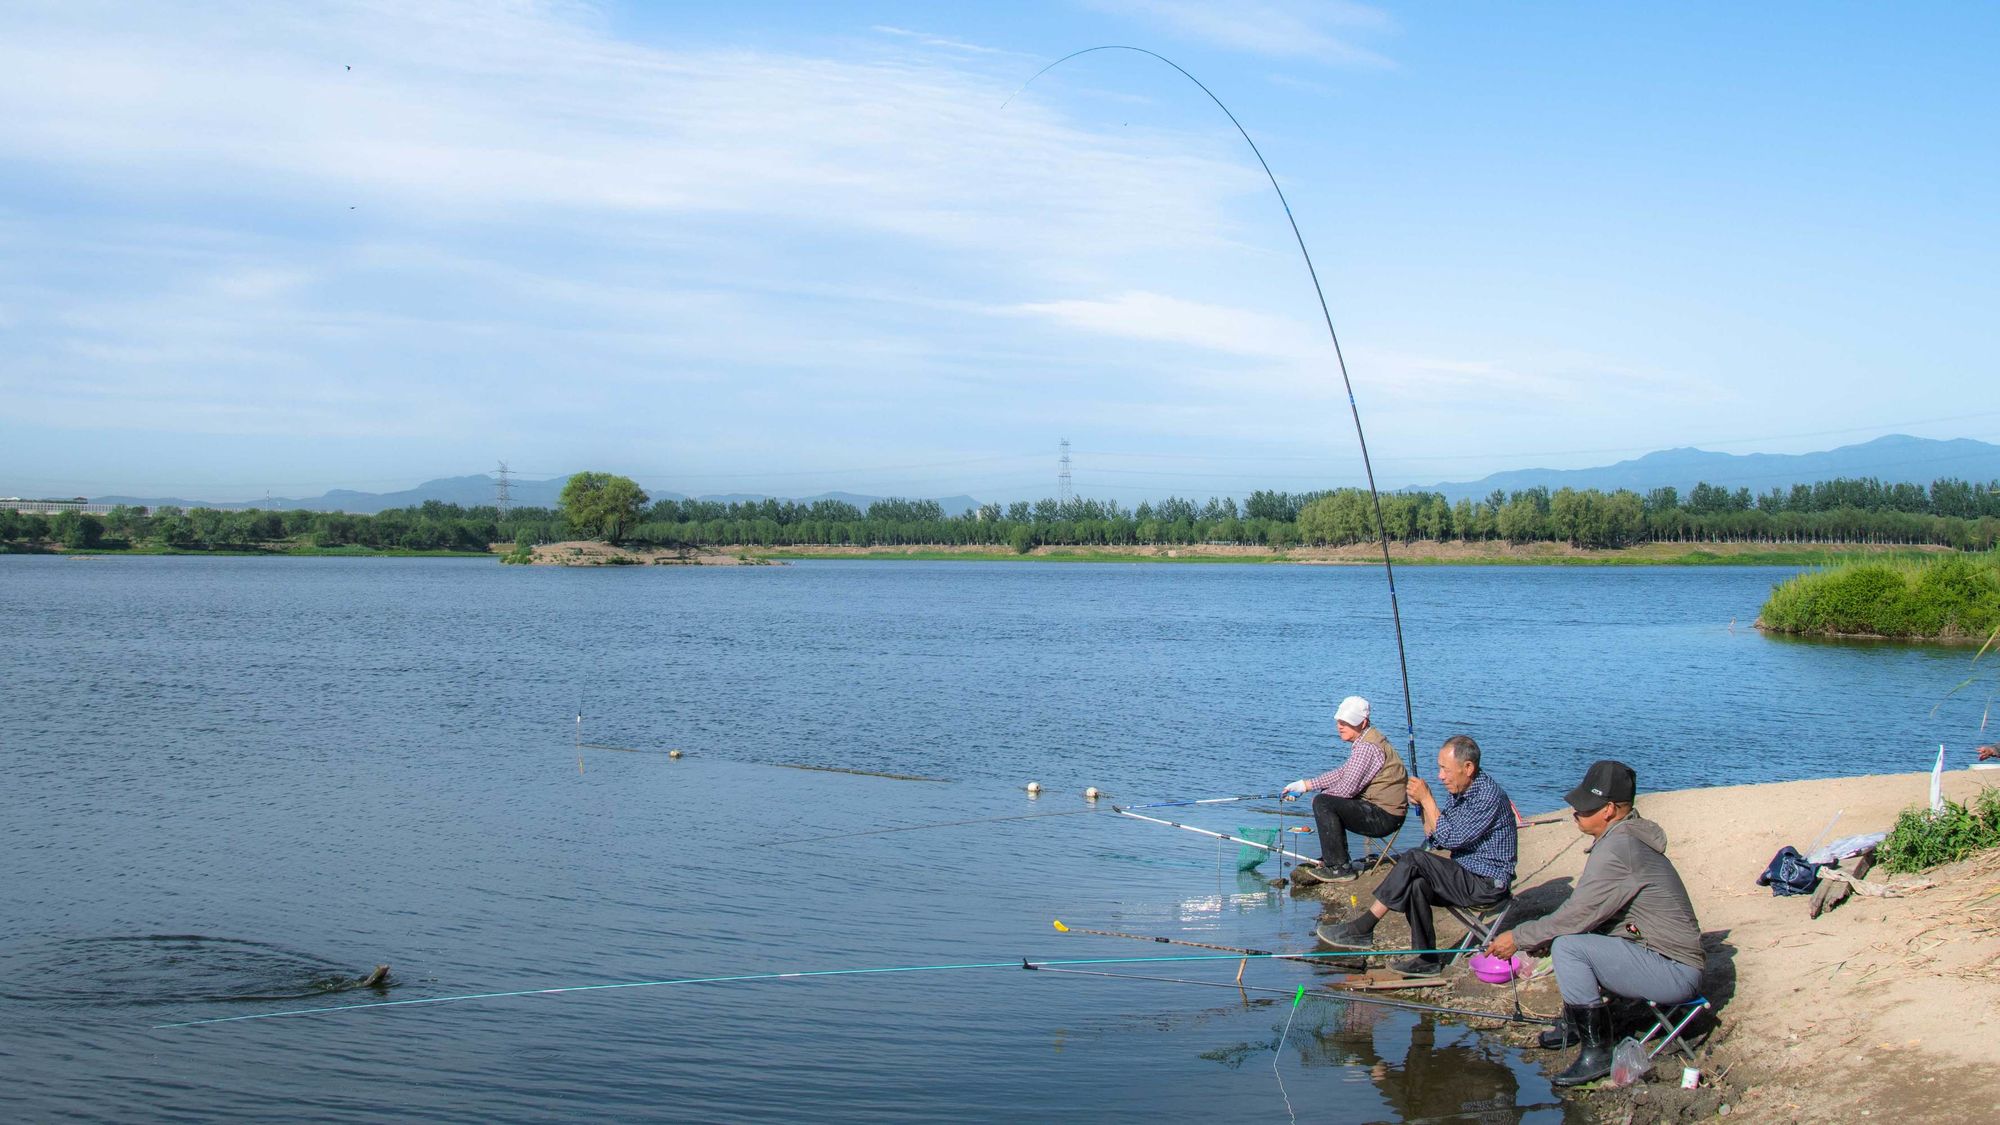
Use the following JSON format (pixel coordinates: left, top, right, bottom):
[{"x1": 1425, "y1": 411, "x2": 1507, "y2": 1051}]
[
  {"x1": 1758, "y1": 552, "x2": 2000, "y2": 640},
  {"x1": 1878, "y1": 788, "x2": 2000, "y2": 874}
]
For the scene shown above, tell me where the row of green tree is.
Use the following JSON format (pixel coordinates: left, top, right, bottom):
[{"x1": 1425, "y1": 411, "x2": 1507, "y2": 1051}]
[{"x1": 6, "y1": 471, "x2": 1998, "y2": 553}]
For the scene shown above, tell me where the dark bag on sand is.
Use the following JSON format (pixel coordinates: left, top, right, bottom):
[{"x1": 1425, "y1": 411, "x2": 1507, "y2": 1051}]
[{"x1": 1756, "y1": 845, "x2": 1822, "y2": 896}]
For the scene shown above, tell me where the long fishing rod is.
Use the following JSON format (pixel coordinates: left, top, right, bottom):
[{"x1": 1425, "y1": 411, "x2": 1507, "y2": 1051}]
[
  {"x1": 1113, "y1": 807, "x2": 1316, "y2": 864},
  {"x1": 791, "y1": 793, "x2": 1279, "y2": 846},
  {"x1": 1026, "y1": 965, "x2": 1553, "y2": 1026},
  {"x1": 1053, "y1": 919, "x2": 1274, "y2": 957},
  {"x1": 152, "y1": 947, "x2": 1460, "y2": 1030},
  {"x1": 1010, "y1": 47, "x2": 1419, "y2": 762}
]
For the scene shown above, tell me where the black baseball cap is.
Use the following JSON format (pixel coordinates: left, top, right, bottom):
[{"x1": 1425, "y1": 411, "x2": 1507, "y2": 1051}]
[{"x1": 1565, "y1": 760, "x2": 1637, "y2": 814}]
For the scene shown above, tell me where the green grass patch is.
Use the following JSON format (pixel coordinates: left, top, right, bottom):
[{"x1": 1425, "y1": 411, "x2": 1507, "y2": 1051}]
[
  {"x1": 1877, "y1": 789, "x2": 2000, "y2": 874},
  {"x1": 1760, "y1": 552, "x2": 2000, "y2": 640}
]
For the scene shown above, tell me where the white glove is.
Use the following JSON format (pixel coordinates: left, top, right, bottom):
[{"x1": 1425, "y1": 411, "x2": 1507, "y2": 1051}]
[{"x1": 1282, "y1": 779, "x2": 1309, "y2": 797}]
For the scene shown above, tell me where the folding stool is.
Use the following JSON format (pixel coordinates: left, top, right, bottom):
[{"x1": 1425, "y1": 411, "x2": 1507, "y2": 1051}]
[{"x1": 1636, "y1": 996, "x2": 1712, "y2": 1063}]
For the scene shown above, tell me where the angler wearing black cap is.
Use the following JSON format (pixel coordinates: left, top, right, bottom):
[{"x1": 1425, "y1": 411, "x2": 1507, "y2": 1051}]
[{"x1": 1483, "y1": 760, "x2": 1705, "y2": 1088}]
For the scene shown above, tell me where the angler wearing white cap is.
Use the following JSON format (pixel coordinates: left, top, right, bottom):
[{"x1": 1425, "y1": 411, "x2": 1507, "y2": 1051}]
[{"x1": 1280, "y1": 695, "x2": 1409, "y2": 884}]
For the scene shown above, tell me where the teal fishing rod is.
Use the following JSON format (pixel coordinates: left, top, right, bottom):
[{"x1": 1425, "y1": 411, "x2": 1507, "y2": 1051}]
[
  {"x1": 151, "y1": 947, "x2": 1464, "y2": 1030},
  {"x1": 1010, "y1": 47, "x2": 1420, "y2": 760}
]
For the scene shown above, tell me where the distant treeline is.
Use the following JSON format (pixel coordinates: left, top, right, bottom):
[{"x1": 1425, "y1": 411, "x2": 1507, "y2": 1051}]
[{"x1": 5, "y1": 474, "x2": 1998, "y2": 553}]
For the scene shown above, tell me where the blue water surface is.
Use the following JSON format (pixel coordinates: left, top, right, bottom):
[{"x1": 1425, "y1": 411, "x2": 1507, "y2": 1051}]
[{"x1": 2, "y1": 556, "x2": 1987, "y2": 1122}]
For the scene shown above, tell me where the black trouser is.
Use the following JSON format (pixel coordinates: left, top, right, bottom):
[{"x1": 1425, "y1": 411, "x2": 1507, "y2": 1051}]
[
  {"x1": 1310, "y1": 794, "x2": 1405, "y2": 867},
  {"x1": 1373, "y1": 849, "x2": 1510, "y2": 955}
]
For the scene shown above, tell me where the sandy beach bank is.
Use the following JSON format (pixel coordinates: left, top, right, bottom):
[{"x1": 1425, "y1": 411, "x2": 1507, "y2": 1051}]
[
  {"x1": 755, "y1": 541, "x2": 1942, "y2": 566},
  {"x1": 517, "y1": 540, "x2": 776, "y2": 565},
  {"x1": 1303, "y1": 766, "x2": 2000, "y2": 1121}
]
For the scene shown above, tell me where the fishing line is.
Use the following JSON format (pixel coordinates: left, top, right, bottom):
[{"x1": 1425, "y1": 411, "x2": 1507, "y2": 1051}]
[
  {"x1": 1274, "y1": 984, "x2": 1305, "y2": 1125},
  {"x1": 789, "y1": 794, "x2": 1279, "y2": 846},
  {"x1": 152, "y1": 948, "x2": 1463, "y2": 1030},
  {"x1": 1009, "y1": 46, "x2": 1418, "y2": 761}
]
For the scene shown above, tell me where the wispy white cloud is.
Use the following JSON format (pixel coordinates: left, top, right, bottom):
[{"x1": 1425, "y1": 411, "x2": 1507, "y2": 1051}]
[
  {"x1": 1084, "y1": 0, "x2": 1396, "y2": 67},
  {"x1": 871, "y1": 25, "x2": 1012, "y2": 56}
]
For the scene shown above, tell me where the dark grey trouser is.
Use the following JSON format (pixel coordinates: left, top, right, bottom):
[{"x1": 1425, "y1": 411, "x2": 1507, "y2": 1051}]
[
  {"x1": 1552, "y1": 933, "x2": 1703, "y2": 1006},
  {"x1": 1374, "y1": 849, "x2": 1509, "y2": 954},
  {"x1": 1310, "y1": 793, "x2": 1405, "y2": 867}
]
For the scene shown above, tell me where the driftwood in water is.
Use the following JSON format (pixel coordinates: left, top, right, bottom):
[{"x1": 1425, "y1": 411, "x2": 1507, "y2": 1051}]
[{"x1": 357, "y1": 965, "x2": 390, "y2": 989}]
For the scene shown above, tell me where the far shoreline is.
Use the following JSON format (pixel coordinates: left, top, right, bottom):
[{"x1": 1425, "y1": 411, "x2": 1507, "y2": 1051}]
[
  {"x1": 751, "y1": 541, "x2": 1942, "y2": 567},
  {"x1": 10, "y1": 540, "x2": 1950, "y2": 568}
]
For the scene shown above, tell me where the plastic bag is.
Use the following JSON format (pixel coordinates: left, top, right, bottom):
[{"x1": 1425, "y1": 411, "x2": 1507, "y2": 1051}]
[{"x1": 1609, "y1": 1036, "x2": 1653, "y2": 1087}]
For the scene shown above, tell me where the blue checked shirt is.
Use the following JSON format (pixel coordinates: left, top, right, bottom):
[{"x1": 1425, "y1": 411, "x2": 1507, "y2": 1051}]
[{"x1": 1426, "y1": 770, "x2": 1518, "y2": 884}]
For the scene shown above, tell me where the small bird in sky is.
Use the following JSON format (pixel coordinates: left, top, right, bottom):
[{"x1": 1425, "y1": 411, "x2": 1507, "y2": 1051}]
[{"x1": 345, "y1": 64, "x2": 352, "y2": 70}]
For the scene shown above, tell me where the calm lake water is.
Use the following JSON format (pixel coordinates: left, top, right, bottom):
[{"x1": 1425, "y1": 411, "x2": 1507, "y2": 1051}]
[{"x1": 2, "y1": 556, "x2": 1988, "y2": 1122}]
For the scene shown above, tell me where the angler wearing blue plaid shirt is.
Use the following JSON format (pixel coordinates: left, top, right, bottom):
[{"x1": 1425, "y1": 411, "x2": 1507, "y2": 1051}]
[{"x1": 1317, "y1": 734, "x2": 1518, "y2": 975}]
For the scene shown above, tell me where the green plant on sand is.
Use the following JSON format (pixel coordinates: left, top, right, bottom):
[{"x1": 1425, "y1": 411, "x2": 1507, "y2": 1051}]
[{"x1": 1877, "y1": 788, "x2": 2000, "y2": 874}]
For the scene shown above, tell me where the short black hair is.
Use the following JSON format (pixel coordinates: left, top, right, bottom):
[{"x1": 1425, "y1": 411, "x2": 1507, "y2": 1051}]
[{"x1": 1442, "y1": 734, "x2": 1481, "y2": 771}]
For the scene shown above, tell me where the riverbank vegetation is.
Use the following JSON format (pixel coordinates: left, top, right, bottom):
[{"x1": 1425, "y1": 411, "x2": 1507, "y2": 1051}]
[
  {"x1": 1758, "y1": 552, "x2": 2000, "y2": 639},
  {"x1": 1878, "y1": 787, "x2": 2000, "y2": 873},
  {"x1": 5, "y1": 472, "x2": 1996, "y2": 559}
]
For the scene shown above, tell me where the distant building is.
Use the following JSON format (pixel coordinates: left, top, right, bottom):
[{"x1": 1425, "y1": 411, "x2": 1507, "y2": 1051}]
[{"x1": 0, "y1": 497, "x2": 114, "y2": 515}]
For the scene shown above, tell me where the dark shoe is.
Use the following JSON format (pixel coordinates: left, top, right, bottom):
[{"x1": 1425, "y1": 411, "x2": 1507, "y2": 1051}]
[
  {"x1": 1551, "y1": 1001, "x2": 1614, "y2": 1087},
  {"x1": 1315, "y1": 918, "x2": 1374, "y2": 950},
  {"x1": 1388, "y1": 955, "x2": 1442, "y2": 977},
  {"x1": 1295, "y1": 862, "x2": 1357, "y2": 886}
]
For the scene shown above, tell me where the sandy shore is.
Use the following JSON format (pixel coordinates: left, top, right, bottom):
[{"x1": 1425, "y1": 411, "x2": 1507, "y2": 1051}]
[
  {"x1": 758, "y1": 541, "x2": 1939, "y2": 565},
  {"x1": 1298, "y1": 766, "x2": 2000, "y2": 1122},
  {"x1": 519, "y1": 541, "x2": 775, "y2": 566}
]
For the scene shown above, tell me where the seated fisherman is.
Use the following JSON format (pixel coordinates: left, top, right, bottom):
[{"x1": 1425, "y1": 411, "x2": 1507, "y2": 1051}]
[
  {"x1": 1280, "y1": 695, "x2": 1409, "y2": 884},
  {"x1": 1317, "y1": 734, "x2": 1516, "y2": 976},
  {"x1": 1485, "y1": 760, "x2": 1704, "y2": 1088}
]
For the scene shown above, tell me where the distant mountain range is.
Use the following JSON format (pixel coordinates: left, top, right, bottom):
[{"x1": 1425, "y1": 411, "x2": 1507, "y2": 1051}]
[
  {"x1": 66, "y1": 435, "x2": 2000, "y2": 514},
  {"x1": 1409, "y1": 435, "x2": 2000, "y2": 502},
  {"x1": 90, "y1": 476, "x2": 982, "y2": 517}
]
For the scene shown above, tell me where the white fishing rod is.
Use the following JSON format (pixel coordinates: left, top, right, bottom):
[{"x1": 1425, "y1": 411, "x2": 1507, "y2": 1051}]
[{"x1": 1112, "y1": 806, "x2": 1316, "y2": 864}]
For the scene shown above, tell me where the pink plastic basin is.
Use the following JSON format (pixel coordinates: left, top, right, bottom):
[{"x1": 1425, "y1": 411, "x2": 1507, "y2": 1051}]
[{"x1": 1468, "y1": 952, "x2": 1525, "y2": 984}]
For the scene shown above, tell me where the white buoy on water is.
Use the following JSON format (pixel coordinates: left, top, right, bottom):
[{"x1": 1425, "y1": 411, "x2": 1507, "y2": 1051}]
[
  {"x1": 669, "y1": 749, "x2": 684, "y2": 759},
  {"x1": 1025, "y1": 781, "x2": 1042, "y2": 794},
  {"x1": 1084, "y1": 787, "x2": 1101, "y2": 800}
]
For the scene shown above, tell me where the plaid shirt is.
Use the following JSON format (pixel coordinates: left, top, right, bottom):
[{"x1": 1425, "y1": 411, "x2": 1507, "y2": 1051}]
[
  {"x1": 1427, "y1": 770, "x2": 1517, "y2": 883},
  {"x1": 1305, "y1": 735, "x2": 1385, "y2": 799}
]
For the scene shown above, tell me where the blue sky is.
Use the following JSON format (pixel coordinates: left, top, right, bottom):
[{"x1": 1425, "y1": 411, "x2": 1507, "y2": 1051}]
[{"x1": 2, "y1": 1, "x2": 1995, "y2": 504}]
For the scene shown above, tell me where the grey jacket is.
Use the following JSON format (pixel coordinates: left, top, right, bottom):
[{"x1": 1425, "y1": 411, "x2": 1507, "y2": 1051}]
[{"x1": 1511, "y1": 813, "x2": 1705, "y2": 969}]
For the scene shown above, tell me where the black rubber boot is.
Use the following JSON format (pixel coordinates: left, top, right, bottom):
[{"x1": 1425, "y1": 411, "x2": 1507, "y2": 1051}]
[
  {"x1": 1536, "y1": 1009, "x2": 1577, "y2": 1050},
  {"x1": 1551, "y1": 1001, "x2": 1614, "y2": 1087}
]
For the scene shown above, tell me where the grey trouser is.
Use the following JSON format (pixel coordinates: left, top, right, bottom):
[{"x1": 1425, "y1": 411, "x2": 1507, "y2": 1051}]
[{"x1": 1552, "y1": 933, "x2": 1702, "y2": 1006}]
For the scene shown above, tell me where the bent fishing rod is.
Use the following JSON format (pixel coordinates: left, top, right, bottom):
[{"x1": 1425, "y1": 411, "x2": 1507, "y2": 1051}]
[{"x1": 1010, "y1": 47, "x2": 1419, "y2": 761}]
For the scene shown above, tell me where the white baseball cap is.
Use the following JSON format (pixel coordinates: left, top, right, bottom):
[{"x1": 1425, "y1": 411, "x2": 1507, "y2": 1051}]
[{"x1": 1335, "y1": 696, "x2": 1370, "y2": 726}]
